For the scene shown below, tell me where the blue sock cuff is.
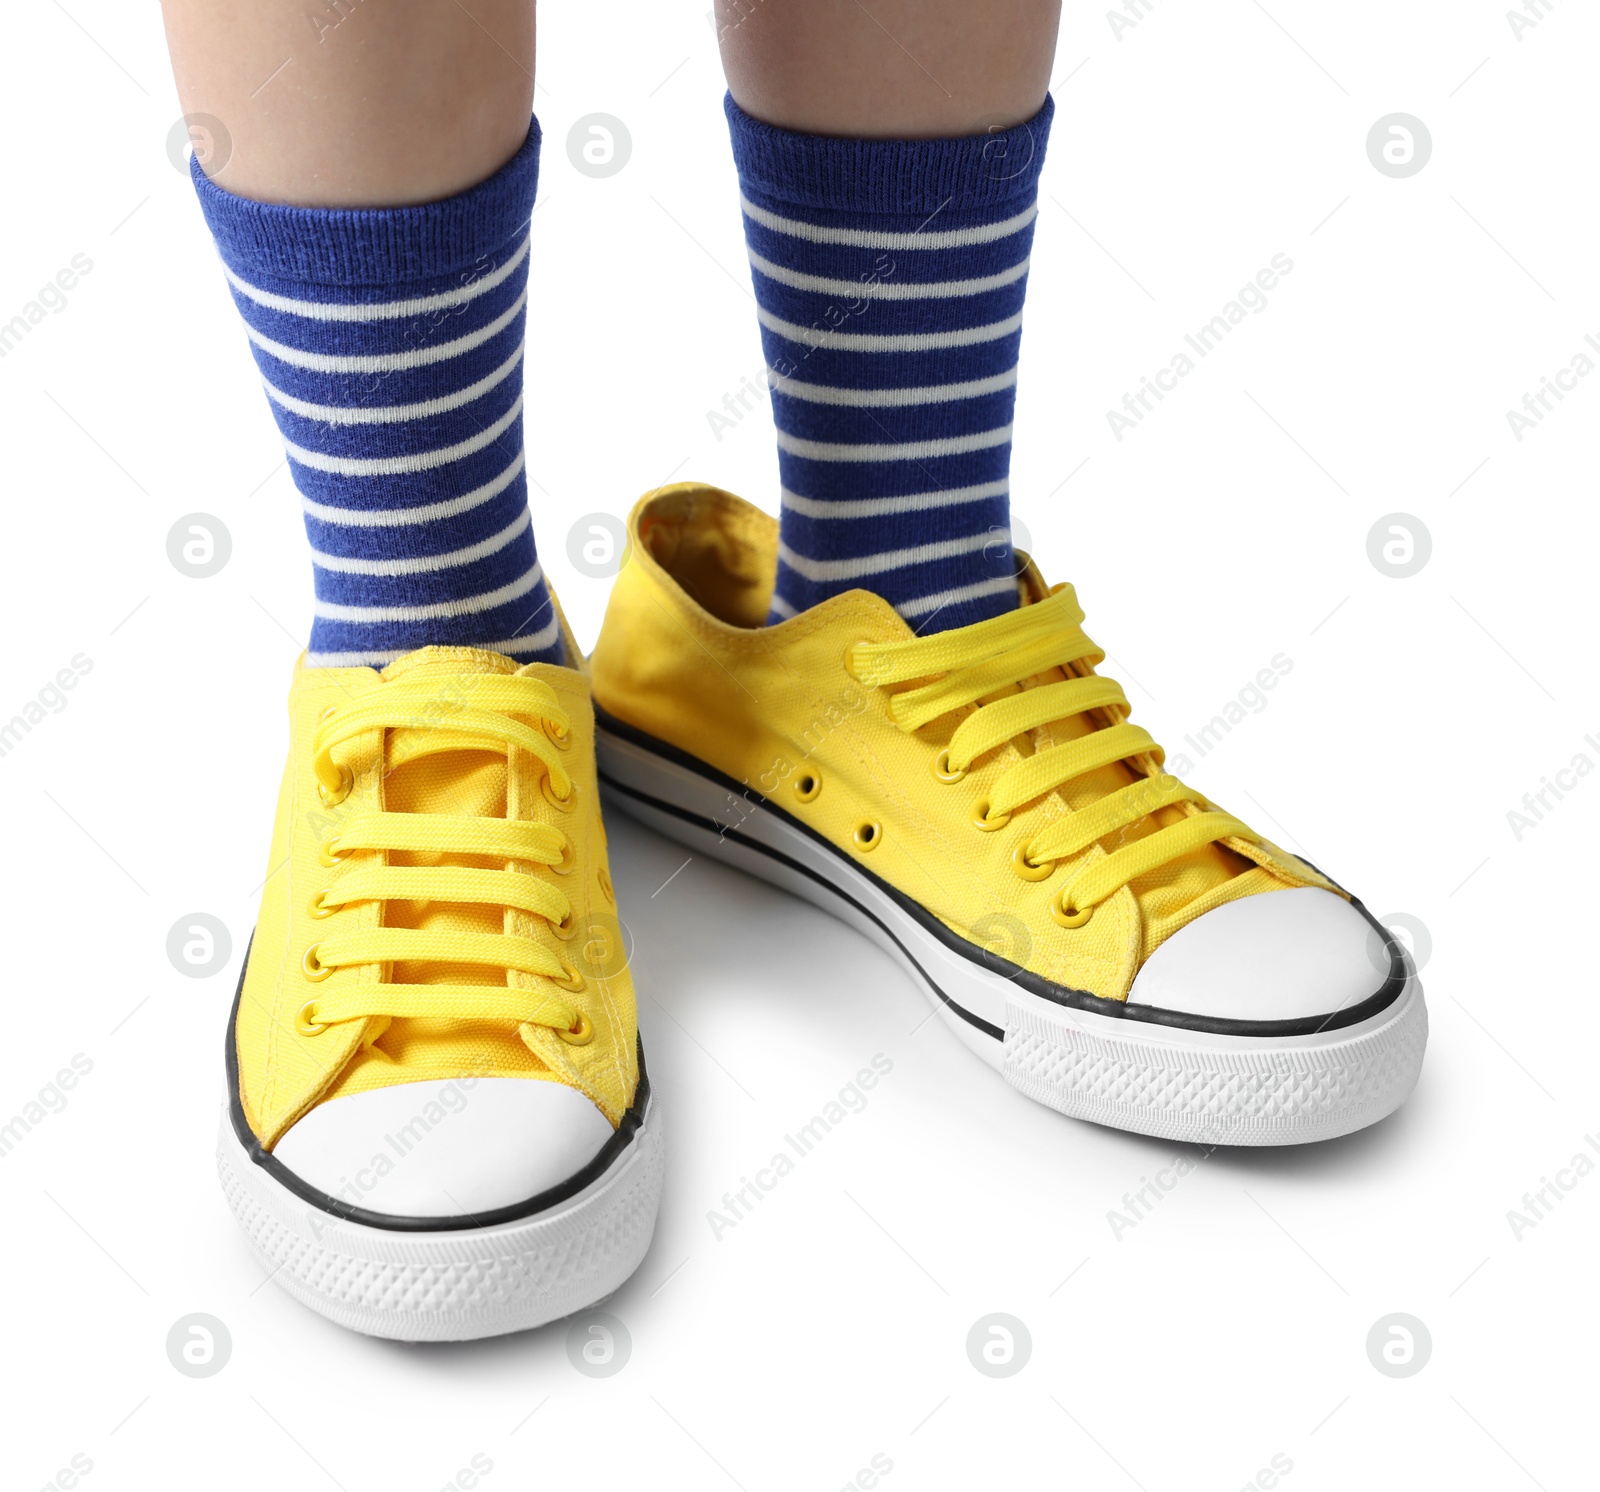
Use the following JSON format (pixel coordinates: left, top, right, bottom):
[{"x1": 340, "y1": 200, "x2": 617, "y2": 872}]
[
  {"x1": 723, "y1": 93, "x2": 1052, "y2": 215},
  {"x1": 190, "y1": 118, "x2": 542, "y2": 287}
]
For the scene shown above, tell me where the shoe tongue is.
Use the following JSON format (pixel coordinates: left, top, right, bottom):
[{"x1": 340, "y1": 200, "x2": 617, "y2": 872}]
[
  {"x1": 380, "y1": 646, "x2": 523, "y2": 828},
  {"x1": 379, "y1": 644, "x2": 524, "y2": 684},
  {"x1": 374, "y1": 646, "x2": 533, "y2": 1062}
]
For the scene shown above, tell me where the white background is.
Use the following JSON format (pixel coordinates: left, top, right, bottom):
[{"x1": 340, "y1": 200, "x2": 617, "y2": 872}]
[{"x1": 2, "y1": 1, "x2": 1596, "y2": 1488}]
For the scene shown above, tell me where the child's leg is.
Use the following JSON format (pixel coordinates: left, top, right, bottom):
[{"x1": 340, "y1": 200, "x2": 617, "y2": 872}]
[
  {"x1": 162, "y1": 0, "x2": 534, "y2": 206},
  {"x1": 718, "y1": 1, "x2": 1061, "y2": 632},
  {"x1": 719, "y1": 0, "x2": 1056, "y2": 138},
  {"x1": 162, "y1": 0, "x2": 562, "y2": 665}
]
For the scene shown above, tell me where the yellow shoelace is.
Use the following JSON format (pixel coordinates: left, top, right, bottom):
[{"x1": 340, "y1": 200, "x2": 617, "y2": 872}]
[
  {"x1": 848, "y1": 584, "x2": 1256, "y2": 926},
  {"x1": 297, "y1": 672, "x2": 593, "y2": 1046}
]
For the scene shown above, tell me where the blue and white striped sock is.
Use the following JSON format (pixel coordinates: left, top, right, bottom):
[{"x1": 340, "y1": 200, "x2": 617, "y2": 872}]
[
  {"x1": 192, "y1": 123, "x2": 563, "y2": 668},
  {"x1": 726, "y1": 96, "x2": 1053, "y2": 634}
]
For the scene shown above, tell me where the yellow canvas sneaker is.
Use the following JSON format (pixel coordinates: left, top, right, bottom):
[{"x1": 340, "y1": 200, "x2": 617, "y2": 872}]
[
  {"x1": 218, "y1": 608, "x2": 663, "y2": 1341},
  {"x1": 591, "y1": 484, "x2": 1426, "y2": 1146}
]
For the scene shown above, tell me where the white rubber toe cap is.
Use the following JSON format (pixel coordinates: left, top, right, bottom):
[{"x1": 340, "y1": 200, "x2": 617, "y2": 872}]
[
  {"x1": 272, "y1": 1077, "x2": 615, "y2": 1219},
  {"x1": 1126, "y1": 887, "x2": 1391, "y2": 1026}
]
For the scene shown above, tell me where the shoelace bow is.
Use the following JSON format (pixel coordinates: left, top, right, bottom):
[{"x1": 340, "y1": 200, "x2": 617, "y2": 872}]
[
  {"x1": 297, "y1": 673, "x2": 592, "y2": 1045},
  {"x1": 847, "y1": 585, "x2": 1255, "y2": 923}
]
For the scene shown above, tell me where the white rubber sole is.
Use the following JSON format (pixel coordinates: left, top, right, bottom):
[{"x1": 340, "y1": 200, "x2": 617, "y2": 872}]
[
  {"x1": 597, "y1": 725, "x2": 1426, "y2": 1148},
  {"x1": 216, "y1": 1085, "x2": 664, "y2": 1342}
]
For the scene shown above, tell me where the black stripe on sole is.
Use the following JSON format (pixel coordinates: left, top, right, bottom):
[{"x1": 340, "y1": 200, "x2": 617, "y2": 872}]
[
  {"x1": 595, "y1": 707, "x2": 1409, "y2": 1042},
  {"x1": 224, "y1": 936, "x2": 653, "y2": 1234}
]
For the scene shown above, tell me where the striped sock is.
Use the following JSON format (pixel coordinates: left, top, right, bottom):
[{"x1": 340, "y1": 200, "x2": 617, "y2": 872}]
[
  {"x1": 726, "y1": 96, "x2": 1053, "y2": 633},
  {"x1": 191, "y1": 122, "x2": 563, "y2": 668}
]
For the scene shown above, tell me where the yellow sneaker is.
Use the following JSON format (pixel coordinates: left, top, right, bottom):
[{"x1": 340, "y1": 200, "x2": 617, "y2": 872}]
[
  {"x1": 591, "y1": 484, "x2": 1425, "y2": 1147},
  {"x1": 218, "y1": 610, "x2": 663, "y2": 1341}
]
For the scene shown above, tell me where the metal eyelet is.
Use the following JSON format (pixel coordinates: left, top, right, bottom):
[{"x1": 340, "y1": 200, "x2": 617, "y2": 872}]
[
  {"x1": 295, "y1": 1001, "x2": 328, "y2": 1036},
  {"x1": 543, "y1": 717, "x2": 572, "y2": 751},
  {"x1": 1051, "y1": 888, "x2": 1094, "y2": 929},
  {"x1": 551, "y1": 836, "x2": 576, "y2": 875},
  {"x1": 972, "y1": 799, "x2": 1011, "y2": 832},
  {"x1": 551, "y1": 907, "x2": 578, "y2": 941},
  {"x1": 541, "y1": 774, "x2": 576, "y2": 813},
  {"x1": 301, "y1": 944, "x2": 333, "y2": 982},
  {"x1": 1012, "y1": 844, "x2": 1056, "y2": 882},
  {"x1": 932, "y1": 750, "x2": 967, "y2": 784},
  {"x1": 852, "y1": 820, "x2": 883, "y2": 852},
  {"x1": 557, "y1": 1011, "x2": 594, "y2": 1045},
  {"x1": 318, "y1": 837, "x2": 348, "y2": 868},
  {"x1": 308, "y1": 889, "x2": 337, "y2": 919},
  {"x1": 598, "y1": 866, "x2": 615, "y2": 903},
  {"x1": 793, "y1": 769, "x2": 822, "y2": 804},
  {"x1": 551, "y1": 961, "x2": 586, "y2": 993}
]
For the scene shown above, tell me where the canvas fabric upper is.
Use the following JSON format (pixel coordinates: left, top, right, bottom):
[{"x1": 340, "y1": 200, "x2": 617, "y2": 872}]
[
  {"x1": 590, "y1": 483, "x2": 1339, "y2": 1005},
  {"x1": 235, "y1": 605, "x2": 636, "y2": 1151}
]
